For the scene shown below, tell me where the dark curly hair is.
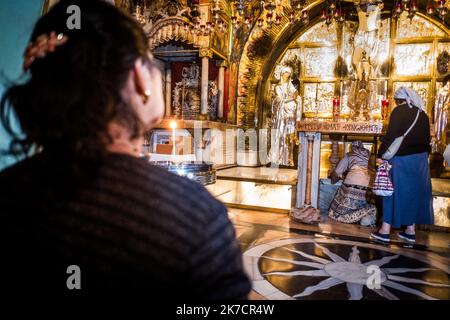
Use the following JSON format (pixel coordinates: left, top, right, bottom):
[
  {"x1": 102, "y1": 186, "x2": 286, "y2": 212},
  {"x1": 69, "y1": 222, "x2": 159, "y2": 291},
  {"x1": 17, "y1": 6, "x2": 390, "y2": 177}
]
[{"x1": 1, "y1": 0, "x2": 149, "y2": 165}]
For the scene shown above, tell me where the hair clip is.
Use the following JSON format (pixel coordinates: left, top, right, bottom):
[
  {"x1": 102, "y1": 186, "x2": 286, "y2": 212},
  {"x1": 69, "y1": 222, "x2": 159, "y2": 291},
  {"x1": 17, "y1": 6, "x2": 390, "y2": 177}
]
[{"x1": 23, "y1": 32, "x2": 68, "y2": 71}]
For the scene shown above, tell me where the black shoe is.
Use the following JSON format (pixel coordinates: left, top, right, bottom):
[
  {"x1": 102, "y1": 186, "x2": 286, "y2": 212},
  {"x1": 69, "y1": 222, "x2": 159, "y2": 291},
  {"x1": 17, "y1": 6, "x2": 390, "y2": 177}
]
[
  {"x1": 370, "y1": 231, "x2": 390, "y2": 242},
  {"x1": 398, "y1": 232, "x2": 415, "y2": 243}
]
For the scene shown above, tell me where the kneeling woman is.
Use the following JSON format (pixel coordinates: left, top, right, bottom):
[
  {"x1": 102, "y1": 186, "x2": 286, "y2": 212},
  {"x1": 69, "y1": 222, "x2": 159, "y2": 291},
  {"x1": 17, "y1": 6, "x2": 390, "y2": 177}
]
[{"x1": 328, "y1": 141, "x2": 377, "y2": 226}]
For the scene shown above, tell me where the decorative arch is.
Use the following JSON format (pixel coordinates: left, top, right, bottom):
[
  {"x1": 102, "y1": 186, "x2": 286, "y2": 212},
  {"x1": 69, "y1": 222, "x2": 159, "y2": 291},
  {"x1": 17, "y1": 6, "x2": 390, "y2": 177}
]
[
  {"x1": 235, "y1": 0, "x2": 450, "y2": 128},
  {"x1": 235, "y1": 0, "x2": 324, "y2": 126},
  {"x1": 147, "y1": 17, "x2": 203, "y2": 51}
]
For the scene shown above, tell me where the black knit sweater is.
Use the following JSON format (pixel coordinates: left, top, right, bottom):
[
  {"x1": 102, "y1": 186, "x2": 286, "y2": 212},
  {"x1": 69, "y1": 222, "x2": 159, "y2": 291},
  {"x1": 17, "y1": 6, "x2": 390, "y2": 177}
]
[
  {"x1": 377, "y1": 104, "x2": 431, "y2": 158},
  {"x1": 0, "y1": 152, "x2": 251, "y2": 299}
]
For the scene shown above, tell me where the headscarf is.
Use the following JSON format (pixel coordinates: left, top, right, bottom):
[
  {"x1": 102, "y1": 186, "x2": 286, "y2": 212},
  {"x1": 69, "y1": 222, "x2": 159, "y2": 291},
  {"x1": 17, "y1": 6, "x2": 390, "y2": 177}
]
[
  {"x1": 394, "y1": 86, "x2": 425, "y2": 111},
  {"x1": 349, "y1": 141, "x2": 370, "y2": 161},
  {"x1": 333, "y1": 141, "x2": 369, "y2": 179},
  {"x1": 280, "y1": 66, "x2": 292, "y2": 75}
]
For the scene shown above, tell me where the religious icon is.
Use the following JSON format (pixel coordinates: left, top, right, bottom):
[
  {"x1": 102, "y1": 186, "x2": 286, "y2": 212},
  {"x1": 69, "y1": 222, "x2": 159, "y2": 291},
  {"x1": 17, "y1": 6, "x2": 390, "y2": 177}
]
[
  {"x1": 352, "y1": 0, "x2": 384, "y2": 74},
  {"x1": 172, "y1": 64, "x2": 201, "y2": 120},
  {"x1": 208, "y1": 80, "x2": 219, "y2": 121},
  {"x1": 348, "y1": 0, "x2": 384, "y2": 121},
  {"x1": 268, "y1": 66, "x2": 302, "y2": 167}
]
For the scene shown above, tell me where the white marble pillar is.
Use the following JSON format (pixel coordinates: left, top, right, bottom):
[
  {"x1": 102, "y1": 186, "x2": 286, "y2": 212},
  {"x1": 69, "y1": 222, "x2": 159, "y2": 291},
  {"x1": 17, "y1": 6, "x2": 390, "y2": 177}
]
[
  {"x1": 165, "y1": 67, "x2": 172, "y2": 117},
  {"x1": 296, "y1": 132, "x2": 322, "y2": 208},
  {"x1": 201, "y1": 56, "x2": 209, "y2": 116},
  {"x1": 199, "y1": 49, "x2": 212, "y2": 118},
  {"x1": 217, "y1": 62, "x2": 226, "y2": 119}
]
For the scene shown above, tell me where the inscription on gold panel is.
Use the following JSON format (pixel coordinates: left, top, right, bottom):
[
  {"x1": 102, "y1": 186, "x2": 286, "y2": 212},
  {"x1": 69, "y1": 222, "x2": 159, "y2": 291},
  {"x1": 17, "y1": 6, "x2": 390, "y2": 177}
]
[{"x1": 297, "y1": 121, "x2": 383, "y2": 135}]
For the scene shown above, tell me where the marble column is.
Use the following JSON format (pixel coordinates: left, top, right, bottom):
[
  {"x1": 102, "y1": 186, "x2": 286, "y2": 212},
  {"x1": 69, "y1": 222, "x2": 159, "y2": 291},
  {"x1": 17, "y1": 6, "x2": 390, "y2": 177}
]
[
  {"x1": 216, "y1": 60, "x2": 227, "y2": 119},
  {"x1": 304, "y1": 134, "x2": 315, "y2": 205},
  {"x1": 165, "y1": 66, "x2": 172, "y2": 117},
  {"x1": 296, "y1": 132, "x2": 322, "y2": 208},
  {"x1": 328, "y1": 134, "x2": 342, "y2": 178},
  {"x1": 199, "y1": 49, "x2": 213, "y2": 119}
]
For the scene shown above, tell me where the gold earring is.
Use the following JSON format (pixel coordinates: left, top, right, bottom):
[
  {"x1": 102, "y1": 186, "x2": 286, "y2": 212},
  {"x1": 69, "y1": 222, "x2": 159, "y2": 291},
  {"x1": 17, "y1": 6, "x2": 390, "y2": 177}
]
[{"x1": 142, "y1": 89, "x2": 151, "y2": 104}]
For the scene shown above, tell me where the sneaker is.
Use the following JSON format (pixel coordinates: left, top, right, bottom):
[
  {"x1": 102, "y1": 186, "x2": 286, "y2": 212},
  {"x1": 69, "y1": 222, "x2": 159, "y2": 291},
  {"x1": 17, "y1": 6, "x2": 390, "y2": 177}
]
[
  {"x1": 398, "y1": 232, "x2": 415, "y2": 243},
  {"x1": 370, "y1": 231, "x2": 390, "y2": 242}
]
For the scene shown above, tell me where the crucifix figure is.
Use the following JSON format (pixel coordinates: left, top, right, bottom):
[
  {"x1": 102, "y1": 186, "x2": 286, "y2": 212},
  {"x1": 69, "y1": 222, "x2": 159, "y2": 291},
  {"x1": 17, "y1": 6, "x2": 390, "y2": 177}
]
[
  {"x1": 352, "y1": 0, "x2": 384, "y2": 82},
  {"x1": 348, "y1": 0, "x2": 384, "y2": 121}
]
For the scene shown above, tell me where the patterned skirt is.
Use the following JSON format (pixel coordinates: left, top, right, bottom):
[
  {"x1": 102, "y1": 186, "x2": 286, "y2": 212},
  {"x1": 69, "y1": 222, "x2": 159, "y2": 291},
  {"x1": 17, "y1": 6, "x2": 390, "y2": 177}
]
[{"x1": 328, "y1": 183, "x2": 377, "y2": 224}]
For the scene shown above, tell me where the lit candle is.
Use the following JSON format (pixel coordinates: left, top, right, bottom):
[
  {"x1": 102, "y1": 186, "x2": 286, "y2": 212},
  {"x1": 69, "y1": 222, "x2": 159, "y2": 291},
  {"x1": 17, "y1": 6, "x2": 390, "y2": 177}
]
[
  {"x1": 333, "y1": 97, "x2": 340, "y2": 120},
  {"x1": 169, "y1": 121, "x2": 177, "y2": 157},
  {"x1": 231, "y1": 16, "x2": 238, "y2": 27},
  {"x1": 381, "y1": 99, "x2": 389, "y2": 121},
  {"x1": 257, "y1": 18, "x2": 264, "y2": 28}
]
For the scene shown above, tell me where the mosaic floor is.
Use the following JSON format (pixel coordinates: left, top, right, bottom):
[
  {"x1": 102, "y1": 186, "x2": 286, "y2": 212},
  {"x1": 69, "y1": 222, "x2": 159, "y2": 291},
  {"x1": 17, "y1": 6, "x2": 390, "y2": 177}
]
[{"x1": 229, "y1": 209, "x2": 450, "y2": 300}]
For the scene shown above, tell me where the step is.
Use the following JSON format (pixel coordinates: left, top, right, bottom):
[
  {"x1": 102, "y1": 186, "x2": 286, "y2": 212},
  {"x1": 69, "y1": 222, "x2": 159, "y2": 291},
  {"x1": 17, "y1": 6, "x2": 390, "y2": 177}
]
[
  {"x1": 206, "y1": 166, "x2": 297, "y2": 213},
  {"x1": 216, "y1": 166, "x2": 298, "y2": 185}
]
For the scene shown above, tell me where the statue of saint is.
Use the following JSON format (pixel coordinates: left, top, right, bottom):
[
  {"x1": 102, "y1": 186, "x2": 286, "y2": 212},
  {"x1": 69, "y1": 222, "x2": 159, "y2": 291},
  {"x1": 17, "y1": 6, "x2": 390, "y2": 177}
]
[
  {"x1": 268, "y1": 66, "x2": 302, "y2": 167},
  {"x1": 208, "y1": 80, "x2": 219, "y2": 121}
]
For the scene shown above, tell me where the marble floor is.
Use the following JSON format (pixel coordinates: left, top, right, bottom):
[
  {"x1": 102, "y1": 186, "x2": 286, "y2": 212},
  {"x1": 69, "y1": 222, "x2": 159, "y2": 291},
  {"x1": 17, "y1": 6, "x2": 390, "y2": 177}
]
[{"x1": 228, "y1": 208, "x2": 450, "y2": 300}]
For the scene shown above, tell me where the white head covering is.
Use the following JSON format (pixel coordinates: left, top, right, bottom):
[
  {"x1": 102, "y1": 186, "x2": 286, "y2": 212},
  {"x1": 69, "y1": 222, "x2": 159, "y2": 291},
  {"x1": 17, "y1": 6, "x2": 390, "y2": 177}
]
[
  {"x1": 394, "y1": 86, "x2": 425, "y2": 111},
  {"x1": 280, "y1": 66, "x2": 292, "y2": 75}
]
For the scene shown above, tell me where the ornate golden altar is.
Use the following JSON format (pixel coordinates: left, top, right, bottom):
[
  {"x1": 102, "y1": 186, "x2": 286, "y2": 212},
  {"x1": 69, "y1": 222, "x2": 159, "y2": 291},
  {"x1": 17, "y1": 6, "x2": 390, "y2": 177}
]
[
  {"x1": 296, "y1": 119, "x2": 384, "y2": 209},
  {"x1": 295, "y1": 119, "x2": 437, "y2": 210}
]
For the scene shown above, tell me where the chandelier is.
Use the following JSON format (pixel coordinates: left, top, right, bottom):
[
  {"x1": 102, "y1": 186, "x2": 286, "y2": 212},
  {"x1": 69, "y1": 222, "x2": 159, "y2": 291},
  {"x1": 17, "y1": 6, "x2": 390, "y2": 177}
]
[
  {"x1": 394, "y1": 0, "x2": 449, "y2": 20},
  {"x1": 133, "y1": 0, "x2": 147, "y2": 25},
  {"x1": 425, "y1": 0, "x2": 449, "y2": 19},
  {"x1": 321, "y1": 0, "x2": 388, "y2": 26},
  {"x1": 183, "y1": 1, "x2": 227, "y2": 36},
  {"x1": 393, "y1": 0, "x2": 419, "y2": 19},
  {"x1": 321, "y1": 0, "x2": 346, "y2": 26},
  {"x1": 132, "y1": 0, "x2": 450, "y2": 34},
  {"x1": 229, "y1": 0, "x2": 310, "y2": 29},
  {"x1": 183, "y1": 0, "x2": 310, "y2": 34}
]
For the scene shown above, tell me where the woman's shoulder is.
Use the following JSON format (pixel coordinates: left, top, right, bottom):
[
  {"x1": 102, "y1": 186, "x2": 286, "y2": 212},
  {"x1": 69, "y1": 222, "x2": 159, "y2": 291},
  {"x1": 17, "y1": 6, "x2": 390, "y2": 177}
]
[
  {"x1": 391, "y1": 104, "x2": 409, "y2": 115},
  {"x1": 390, "y1": 105, "x2": 427, "y2": 121},
  {"x1": 419, "y1": 109, "x2": 430, "y2": 120}
]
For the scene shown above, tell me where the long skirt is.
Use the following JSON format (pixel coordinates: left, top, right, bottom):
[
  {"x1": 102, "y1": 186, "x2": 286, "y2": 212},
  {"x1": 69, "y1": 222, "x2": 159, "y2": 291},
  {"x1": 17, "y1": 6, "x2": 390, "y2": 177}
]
[
  {"x1": 329, "y1": 183, "x2": 377, "y2": 224},
  {"x1": 382, "y1": 152, "x2": 434, "y2": 228}
]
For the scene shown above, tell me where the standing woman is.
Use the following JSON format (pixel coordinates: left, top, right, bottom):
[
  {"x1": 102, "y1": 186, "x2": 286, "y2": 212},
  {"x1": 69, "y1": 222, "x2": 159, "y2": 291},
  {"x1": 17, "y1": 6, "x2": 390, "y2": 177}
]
[{"x1": 371, "y1": 87, "x2": 434, "y2": 243}]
